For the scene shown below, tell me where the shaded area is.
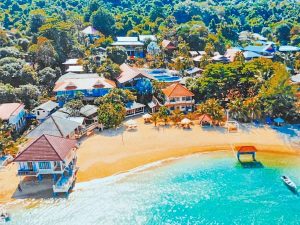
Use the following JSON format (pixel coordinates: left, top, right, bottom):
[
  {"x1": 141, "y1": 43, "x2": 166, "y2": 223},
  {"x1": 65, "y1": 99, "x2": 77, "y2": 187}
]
[{"x1": 238, "y1": 161, "x2": 264, "y2": 169}]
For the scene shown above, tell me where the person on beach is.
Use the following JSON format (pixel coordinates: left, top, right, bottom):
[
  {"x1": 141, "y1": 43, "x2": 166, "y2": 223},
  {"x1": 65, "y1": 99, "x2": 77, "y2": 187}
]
[{"x1": 18, "y1": 184, "x2": 22, "y2": 192}]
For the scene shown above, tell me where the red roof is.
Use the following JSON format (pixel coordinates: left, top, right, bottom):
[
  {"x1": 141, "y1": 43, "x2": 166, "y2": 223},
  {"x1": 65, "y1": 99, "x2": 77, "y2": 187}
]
[
  {"x1": 234, "y1": 146, "x2": 257, "y2": 153},
  {"x1": 0, "y1": 103, "x2": 24, "y2": 120},
  {"x1": 14, "y1": 135, "x2": 77, "y2": 162},
  {"x1": 199, "y1": 114, "x2": 213, "y2": 123},
  {"x1": 162, "y1": 83, "x2": 194, "y2": 97},
  {"x1": 162, "y1": 40, "x2": 176, "y2": 49}
]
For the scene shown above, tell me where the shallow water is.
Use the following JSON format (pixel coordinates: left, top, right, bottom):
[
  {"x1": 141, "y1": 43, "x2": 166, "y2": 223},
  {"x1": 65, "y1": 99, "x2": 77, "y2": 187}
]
[{"x1": 4, "y1": 151, "x2": 300, "y2": 225}]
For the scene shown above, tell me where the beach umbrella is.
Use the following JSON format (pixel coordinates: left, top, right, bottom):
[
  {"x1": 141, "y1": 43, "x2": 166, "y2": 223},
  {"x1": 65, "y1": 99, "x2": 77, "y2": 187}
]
[
  {"x1": 124, "y1": 119, "x2": 137, "y2": 127},
  {"x1": 181, "y1": 118, "x2": 191, "y2": 125},
  {"x1": 142, "y1": 113, "x2": 152, "y2": 119},
  {"x1": 274, "y1": 117, "x2": 284, "y2": 125}
]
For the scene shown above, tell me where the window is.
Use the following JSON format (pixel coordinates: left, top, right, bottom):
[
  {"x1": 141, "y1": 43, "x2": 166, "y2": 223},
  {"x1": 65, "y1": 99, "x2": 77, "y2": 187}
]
[
  {"x1": 182, "y1": 97, "x2": 186, "y2": 101},
  {"x1": 37, "y1": 111, "x2": 40, "y2": 116},
  {"x1": 38, "y1": 162, "x2": 51, "y2": 170},
  {"x1": 170, "y1": 106, "x2": 175, "y2": 110}
]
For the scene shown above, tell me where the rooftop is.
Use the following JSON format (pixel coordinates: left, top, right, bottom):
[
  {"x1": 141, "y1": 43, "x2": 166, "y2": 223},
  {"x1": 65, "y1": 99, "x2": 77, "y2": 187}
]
[
  {"x1": 80, "y1": 105, "x2": 98, "y2": 117},
  {"x1": 0, "y1": 103, "x2": 24, "y2": 120},
  {"x1": 82, "y1": 26, "x2": 98, "y2": 35},
  {"x1": 66, "y1": 65, "x2": 84, "y2": 73},
  {"x1": 111, "y1": 37, "x2": 144, "y2": 46},
  {"x1": 14, "y1": 134, "x2": 77, "y2": 162},
  {"x1": 162, "y1": 83, "x2": 194, "y2": 97},
  {"x1": 125, "y1": 102, "x2": 146, "y2": 110},
  {"x1": 33, "y1": 100, "x2": 58, "y2": 112},
  {"x1": 117, "y1": 64, "x2": 154, "y2": 84},
  {"x1": 62, "y1": 58, "x2": 79, "y2": 65},
  {"x1": 26, "y1": 115, "x2": 82, "y2": 139}
]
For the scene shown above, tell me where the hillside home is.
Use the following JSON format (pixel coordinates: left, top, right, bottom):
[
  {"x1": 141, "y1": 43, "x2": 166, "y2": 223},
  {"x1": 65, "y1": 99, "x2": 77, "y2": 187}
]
[
  {"x1": 32, "y1": 100, "x2": 59, "y2": 121},
  {"x1": 111, "y1": 37, "x2": 144, "y2": 58},
  {"x1": 0, "y1": 103, "x2": 26, "y2": 133}
]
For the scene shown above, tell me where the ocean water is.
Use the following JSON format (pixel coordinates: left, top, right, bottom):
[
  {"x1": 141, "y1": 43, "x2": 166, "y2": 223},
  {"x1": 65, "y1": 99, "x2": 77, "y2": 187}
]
[{"x1": 5, "y1": 151, "x2": 300, "y2": 225}]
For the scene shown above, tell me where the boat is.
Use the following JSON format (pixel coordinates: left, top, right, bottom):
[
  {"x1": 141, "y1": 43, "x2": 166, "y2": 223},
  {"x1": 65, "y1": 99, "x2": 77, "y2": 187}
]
[
  {"x1": 281, "y1": 175, "x2": 297, "y2": 190},
  {"x1": 0, "y1": 211, "x2": 10, "y2": 223}
]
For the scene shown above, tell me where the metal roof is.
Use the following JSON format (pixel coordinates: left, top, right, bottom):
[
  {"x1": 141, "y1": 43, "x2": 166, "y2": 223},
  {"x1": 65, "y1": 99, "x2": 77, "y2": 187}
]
[{"x1": 33, "y1": 100, "x2": 58, "y2": 112}]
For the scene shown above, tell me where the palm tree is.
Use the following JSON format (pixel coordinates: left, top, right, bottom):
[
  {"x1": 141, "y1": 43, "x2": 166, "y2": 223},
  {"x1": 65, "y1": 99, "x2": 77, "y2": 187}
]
[
  {"x1": 151, "y1": 113, "x2": 160, "y2": 127},
  {"x1": 170, "y1": 109, "x2": 183, "y2": 125},
  {"x1": 198, "y1": 99, "x2": 225, "y2": 125},
  {"x1": 158, "y1": 106, "x2": 169, "y2": 126}
]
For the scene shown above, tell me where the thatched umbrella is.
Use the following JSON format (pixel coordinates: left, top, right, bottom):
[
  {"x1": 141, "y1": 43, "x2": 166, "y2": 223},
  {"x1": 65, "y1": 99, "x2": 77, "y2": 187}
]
[
  {"x1": 142, "y1": 113, "x2": 152, "y2": 123},
  {"x1": 181, "y1": 118, "x2": 192, "y2": 128}
]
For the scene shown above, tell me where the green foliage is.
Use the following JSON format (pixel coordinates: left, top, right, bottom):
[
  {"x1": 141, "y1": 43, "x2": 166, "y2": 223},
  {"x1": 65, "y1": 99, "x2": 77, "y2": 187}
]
[
  {"x1": 97, "y1": 102, "x2": 126, "y2": 128},
  {"x1": 94, "y1": 88, "x2": 136, "y2": 105},
  {"x1": 91, "y1": 8, "x2": 115, "y2": 36},
  {"x1": 64, "y1": 98, "x2": 84, "y2": 116},
  {"x1": 106, "y1": 47, "x2": 127, "y2": 65},
  {"x1": 158, "y1": 105, "x2": 169, "y2": 125}
]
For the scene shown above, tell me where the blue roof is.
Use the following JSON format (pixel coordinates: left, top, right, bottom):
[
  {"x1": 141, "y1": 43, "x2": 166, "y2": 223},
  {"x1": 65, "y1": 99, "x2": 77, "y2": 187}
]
[
  {"x1": 279, "y1": 46, "x2": 300, "y2": 52},
  {"x1": 243, "y1": 51, "x2": 262, "y2": 59},
  {"x1": 274, "y1": 117, "x2": 284, "y2": 123},
  {"x1": 244, "y1": 44, "x2": 275, "y2": 53}
]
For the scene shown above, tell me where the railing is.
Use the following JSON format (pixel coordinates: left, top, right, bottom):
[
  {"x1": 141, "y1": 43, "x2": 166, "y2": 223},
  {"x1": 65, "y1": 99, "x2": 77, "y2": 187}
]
[
  {"x1": 17, "y1": 170, "x2": 38, "y2": 176},
  {"x1": 166, "y1": 100, "x2": 195, "y2": 105},
  {"x1": 53, "y1": 167, "x2": 78, "y2": 193}
]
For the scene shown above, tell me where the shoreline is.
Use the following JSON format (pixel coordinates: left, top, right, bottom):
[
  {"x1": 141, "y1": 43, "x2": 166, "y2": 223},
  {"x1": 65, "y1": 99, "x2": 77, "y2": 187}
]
[{"x1": 1, "y1": 118, "x2": 299, "y2": 204}]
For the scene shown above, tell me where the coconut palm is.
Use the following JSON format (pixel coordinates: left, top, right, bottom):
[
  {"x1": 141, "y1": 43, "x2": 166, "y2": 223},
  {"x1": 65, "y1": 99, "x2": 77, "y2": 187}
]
[
  {"x1": 170, "y1": 109, "x2": 183, "y2": 125},
  {"x1": 151, "y1": 113, "x2": 160, "y2": 127},
  {"x1": 158, "y1": 106, "x2": 169, "y2": 126},
  {"x1": 227, "y1": 98, "x2": 245, "y2": 121}
]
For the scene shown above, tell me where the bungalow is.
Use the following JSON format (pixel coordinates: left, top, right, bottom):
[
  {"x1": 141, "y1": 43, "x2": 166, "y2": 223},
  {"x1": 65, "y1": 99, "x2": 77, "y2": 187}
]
[
  {"x1": 32, "y1": 100, "x2": 59, "y2": 121},
  {"x1": 53, "y1": 73, "x2": 116, "y2": 105},
  {"x1": 26, "y1": 115, "x2": 83, "y2": 139},
  {"x1": 117, "y1": 64, "x2": 154, "y2": 90},
  {"x1": 162, "y1": 83, "x2": 195, "y2": 112},
  {"x1": 125, "y1": 102, "x2": 146, "y2": 117},
  {"x1": 0, "y1": 103, "x2": 26, "y2": 133},
  {"x1": 62, "y1": 58, "x2": 80, "y2": 71},
  {"x1": 13, "y1": 134, "x2": 78, "y2": 194},
  {"x1": 162, "y1": 40, "x2": 177, "y2": 51},
  {"x1": 79, "y1": 104, "x2": 98, "y2": 124},
  {"x1": 111, "y1": 37, "x2": 144, "y2": 58},
  {"x1": 139, "y1": 35, "x2": 157, "y2": 43},
  {"x1": 243, "y1": 43, "x2": 275, "y2": 58}
]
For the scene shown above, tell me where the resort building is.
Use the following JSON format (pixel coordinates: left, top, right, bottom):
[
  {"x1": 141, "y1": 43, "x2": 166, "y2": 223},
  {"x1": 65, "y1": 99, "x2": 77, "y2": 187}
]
[
  {"x1": 0, "y1": 103, "x2": 26, "y2": 133},
  {"x1": 62, "y1": 58, "x2": 80, "y2": 72},
  {"x1": 117, "y1": 64, "x2": 154, "y2": 90},
  {"x1": 26, "y1": 115, "x2": 84, "y2": 139},
  {"x1": 53, "y1": 73, "x2": 116, "y2": 105},
  {"x1": 162, "y1": 83, "x2": 195, "y2": 112},
  {"x1": 13, "y1": 134, "x2": 78, "y2": 195},
  {"x1": 125, "y1": 102, "x2": 146, "y2": 117},
  {"x1": 111, "y1": 37, "x2": 144, "y2": 58},
  {"x1": 32, "y1": 100, "x2": 59, "y2": 121},
  {"x1": 139, "y1": 35, "x2": 157, "y2": 43},
  {"x1": 243, "y1": 43, "x2": 275, "y2": 58}
]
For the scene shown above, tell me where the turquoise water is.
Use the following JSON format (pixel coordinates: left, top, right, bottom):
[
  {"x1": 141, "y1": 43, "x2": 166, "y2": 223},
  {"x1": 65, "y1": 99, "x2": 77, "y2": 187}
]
[{"x1": 5, "y1": 152, "x2": 300, "y2": 225}]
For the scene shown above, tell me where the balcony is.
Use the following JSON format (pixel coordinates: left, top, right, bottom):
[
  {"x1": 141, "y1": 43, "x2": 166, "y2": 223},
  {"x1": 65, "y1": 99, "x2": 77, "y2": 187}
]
[
  {"x1": 17, "y1": 169, "x2": 38, "y2": 176},
  {"x1": 53, "y1": 167, "x2": 79, "y2": 193},
  {"x1": 166, "y1": 99, "x2": 195, "y2": 105}
]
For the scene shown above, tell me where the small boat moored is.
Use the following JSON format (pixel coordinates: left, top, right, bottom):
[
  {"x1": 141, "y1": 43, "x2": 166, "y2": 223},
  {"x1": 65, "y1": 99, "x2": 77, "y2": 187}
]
[{"x1": 281, "y1": 175, "x2": 297, "y2": 190}]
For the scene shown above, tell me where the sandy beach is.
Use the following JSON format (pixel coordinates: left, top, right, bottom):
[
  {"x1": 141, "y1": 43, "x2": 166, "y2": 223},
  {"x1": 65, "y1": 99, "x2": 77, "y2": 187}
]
[{"x1": 1, "y1": 117, "x2": 299, "y2": 203}]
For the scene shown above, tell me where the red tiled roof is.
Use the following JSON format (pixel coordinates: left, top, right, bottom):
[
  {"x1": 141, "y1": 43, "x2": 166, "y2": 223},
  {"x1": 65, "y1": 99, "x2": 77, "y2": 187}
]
[
  {"x1": 162, "y1": 83, "x2": 194, "y2": 97},
  {"x1": 14, "y1": 135, "x2": 77, "y2": 162},
  {"x1": 162, "y1": 40, "x2": 176, "y2": 49},
  {"x1": 199, "y1": 114, "x2": 213, "y2": 123},
  {"x1": 234, "y1": 146, "x2": 257, "y2": 153},
  {"x1": 0, "y1": 103, "x2": 24, "y2": 120}
]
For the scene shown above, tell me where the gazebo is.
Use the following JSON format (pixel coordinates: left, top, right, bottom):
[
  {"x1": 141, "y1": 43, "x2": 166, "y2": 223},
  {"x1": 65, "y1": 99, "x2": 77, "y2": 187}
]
[
  {"x1": 199, "y1": 114, "x2": 213, "y2": 127},
  {"x1": 124, "y1": 119, "x2": 137, "y2": 130},
  {"x1": 234, "y1": 146, "x2": 257, "y2": 162}
]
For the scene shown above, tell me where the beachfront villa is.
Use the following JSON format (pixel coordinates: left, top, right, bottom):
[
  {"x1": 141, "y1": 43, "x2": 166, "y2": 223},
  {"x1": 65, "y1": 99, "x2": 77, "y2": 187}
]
[
  {"x1": 0, "y1": 103, "x2": 26, "y2": 133},
  {"x1": 111, "y1": 37, "x2": 144, "y2": 58},
  {"x1": 13, "y1": 134, "x2": 78, "y2": 195},
  {"x1": 31, "y1": 100, "x2": 59, "y2": 121},
  {"x1": 125, "y1": 101, "x2": 146, "y2": 117},
  {"x1": 53, "y1": 72, "x2": 116, "y2": 105},
  {"x1": 117, "y1": 64, "x2": 154, "y2": 90},
  {"x1": 162, "y1": 83, "x2": 195, "y2": 112}
]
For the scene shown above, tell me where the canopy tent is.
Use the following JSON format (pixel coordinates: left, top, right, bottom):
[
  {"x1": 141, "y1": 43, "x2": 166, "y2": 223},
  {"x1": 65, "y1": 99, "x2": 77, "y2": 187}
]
[{"x1": 199, "y1": 114, "x2": 213, "y2": 126}]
